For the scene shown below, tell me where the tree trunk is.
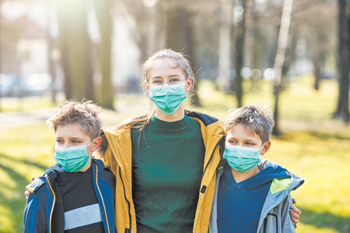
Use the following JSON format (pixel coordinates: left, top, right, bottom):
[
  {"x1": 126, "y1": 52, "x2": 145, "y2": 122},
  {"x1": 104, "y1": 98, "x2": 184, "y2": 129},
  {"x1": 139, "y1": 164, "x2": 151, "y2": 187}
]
[
  {"x1": 218, "y1": 0, "x2": 232, "y2": 92},
  {"x1": 272, "y1": 0, "x2": 294, "y2": 135},
  {"x1": 46, "y1": 5, "x2": 57, "y2": 104},
  {"x1": 93, "y1": 0, "x2": 114, "y2": 109},
  {"x1": 232, "y1": 1, "x2": 248, "y2": 108},
  {"x1": 280, "y1": 29, "x2": 297, "y2": 91},
  {"x1": 165, "y1": 3, "x2": 201, "y2": 106},
  {"x1": 334, "y1": 0, "x2": 350, "y2": 122},
  {"x1": 313, "y1": 58, "x2": 321, "y2": 91},
  {"x1": 55, "y1": 0, "x2": 94, "y2": 102}
]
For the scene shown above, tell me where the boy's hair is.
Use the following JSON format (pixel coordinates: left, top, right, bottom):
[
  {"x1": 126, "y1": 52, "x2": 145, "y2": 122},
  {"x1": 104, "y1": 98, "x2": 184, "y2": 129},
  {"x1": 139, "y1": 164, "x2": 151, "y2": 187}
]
[
  {"x1": 224, "y1": 105, "x2": 275, "y2": 144},
  {"x1": 46, "y1": 100, "x2": 102, "y2": 140}
]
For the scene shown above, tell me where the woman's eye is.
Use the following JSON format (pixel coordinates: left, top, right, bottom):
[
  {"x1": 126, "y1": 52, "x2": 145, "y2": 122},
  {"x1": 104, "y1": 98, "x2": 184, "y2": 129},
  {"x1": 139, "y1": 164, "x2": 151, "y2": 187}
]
[
  {"x1": 170, "y1": 78, "x2": 181, "y2": 83},
  {"x1": 152, "y1": 80, "x2": 162, "y2": 84}
]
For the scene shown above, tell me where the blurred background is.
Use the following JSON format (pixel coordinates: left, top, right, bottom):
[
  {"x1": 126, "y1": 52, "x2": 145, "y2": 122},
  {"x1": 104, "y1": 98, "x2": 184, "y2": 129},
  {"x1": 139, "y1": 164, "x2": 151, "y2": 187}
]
[{"x1": 0, "y1": 0, "x2": 349, "y2": 232}]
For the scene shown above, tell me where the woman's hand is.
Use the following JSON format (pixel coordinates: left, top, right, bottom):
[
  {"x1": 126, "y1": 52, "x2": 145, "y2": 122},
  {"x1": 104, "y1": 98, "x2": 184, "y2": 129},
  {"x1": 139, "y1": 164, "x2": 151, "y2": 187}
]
[
  {"x1": 24, "y1": 184, "x2": 32, "y2": 200},
  {"x1": 290, "y1": 199, "x2": 301, "y2": 228}
]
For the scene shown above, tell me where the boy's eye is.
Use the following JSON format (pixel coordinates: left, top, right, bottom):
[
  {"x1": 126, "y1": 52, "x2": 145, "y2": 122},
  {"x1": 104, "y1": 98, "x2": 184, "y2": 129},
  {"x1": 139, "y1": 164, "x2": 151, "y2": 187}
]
[
  {"x1": 56, "y1": 139, "x2": 63, "y2": 143},
  {"x1": 72, "y1": 140, "x2": 82, "y2": 144},
  {"x1": 245, "y1": 142, "x2": 255, "y2": 146}
]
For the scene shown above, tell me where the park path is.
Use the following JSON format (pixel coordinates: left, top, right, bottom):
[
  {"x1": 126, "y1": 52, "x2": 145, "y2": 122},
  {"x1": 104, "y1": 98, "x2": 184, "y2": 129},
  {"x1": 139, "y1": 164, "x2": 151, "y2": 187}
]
[
  {"x1": 0, "y1": 99, "x2": 151, "y2": 129},
  {"x1": 0, "y1": 108, "x2": 57, "y2": 129}
]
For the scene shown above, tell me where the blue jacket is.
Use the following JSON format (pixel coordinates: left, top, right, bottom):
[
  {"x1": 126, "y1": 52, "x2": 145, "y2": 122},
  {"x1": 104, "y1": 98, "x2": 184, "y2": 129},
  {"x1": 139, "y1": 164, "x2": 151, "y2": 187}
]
[
  {"x1": 23, "y1": 159, "x2": 116, "y2": 233},
  {"x1": 210, "y1": 159, "x2": 304, "y2": 233}
]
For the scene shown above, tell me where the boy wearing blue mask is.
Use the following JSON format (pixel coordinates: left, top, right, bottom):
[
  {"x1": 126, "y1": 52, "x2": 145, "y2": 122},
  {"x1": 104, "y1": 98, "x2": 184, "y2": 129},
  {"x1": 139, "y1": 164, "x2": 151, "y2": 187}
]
[
  {"x1": 23, "y1": 101, "x2": 116, "y2": 233},
  {"x1": 209, "y1": 105, "x2": 304, "y2": 233}
]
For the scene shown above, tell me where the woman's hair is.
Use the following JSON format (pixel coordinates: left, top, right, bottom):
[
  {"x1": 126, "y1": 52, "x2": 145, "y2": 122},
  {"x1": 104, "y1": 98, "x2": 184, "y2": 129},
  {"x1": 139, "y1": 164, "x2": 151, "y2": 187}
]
[
  {"x1": 224, "y1": 105, "x2": 275, "y2": 144},
  {"x1": 97, "y1": 49, "x2": 194, "y2": 157},
  {"x1": 142, "y1": 49, "x2": 194, "y2": 84},
  {"x1": 46, "y1": 100, "x2": 102, "y2": 140}
]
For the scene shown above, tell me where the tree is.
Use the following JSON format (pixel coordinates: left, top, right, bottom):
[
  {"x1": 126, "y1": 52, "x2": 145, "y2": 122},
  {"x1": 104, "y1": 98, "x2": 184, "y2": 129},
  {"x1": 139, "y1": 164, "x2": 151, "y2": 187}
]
[
  {"x1": 231, "y1": 0, "x2": 250, "y2": 107},
  {"x1": 334, "y1": 0, "x2": 350, "y2": 122},
  {"x1": 164, "y1": 1, "x2": 201, "y2": 106},
  {"x1": 55, "y1": 0, "x2": 95, "y2": 101},
  {"x1": 93, "y1": 0, "x2": 114, "y2": 109},
  {"x1": 272, "y1": 0, "x2": 294, "y2": 135}
]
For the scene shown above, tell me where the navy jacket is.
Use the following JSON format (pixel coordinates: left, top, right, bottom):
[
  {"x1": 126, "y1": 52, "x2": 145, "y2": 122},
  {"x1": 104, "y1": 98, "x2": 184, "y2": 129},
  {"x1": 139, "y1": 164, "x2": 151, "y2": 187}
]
[{"x1": 23, "y1": 159, "x2": 116, "y2": 233}]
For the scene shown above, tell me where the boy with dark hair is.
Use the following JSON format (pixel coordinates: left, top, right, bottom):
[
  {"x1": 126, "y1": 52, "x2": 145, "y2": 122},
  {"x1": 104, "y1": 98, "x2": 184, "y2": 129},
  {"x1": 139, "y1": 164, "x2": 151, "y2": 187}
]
[
  {"x1": 210, "y1": 105, "x2": 304, "y2": 233},
  {"x1": 24, "y1": 100, "x2": 116, "y2": 233}
]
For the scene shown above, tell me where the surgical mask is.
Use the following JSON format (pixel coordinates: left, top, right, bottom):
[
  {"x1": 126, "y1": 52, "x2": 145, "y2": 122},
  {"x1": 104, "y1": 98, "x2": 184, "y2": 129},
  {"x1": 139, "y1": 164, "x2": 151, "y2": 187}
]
[
  {"x1": 223, "y1": 144, "x2": 265, "y2": 173},
  {"x1": 53, "y1": 140, "x2": 95, "y2": 172},
  {"x1": 149, "y1": 83, "x2": 187, "y2": 115}
]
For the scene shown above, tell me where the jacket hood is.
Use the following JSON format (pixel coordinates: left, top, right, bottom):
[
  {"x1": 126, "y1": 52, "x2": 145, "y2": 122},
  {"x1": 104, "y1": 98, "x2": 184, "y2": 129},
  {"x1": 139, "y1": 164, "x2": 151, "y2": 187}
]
[{"x1": 221, "y1": 160, "x2": 291, "y2": 190}]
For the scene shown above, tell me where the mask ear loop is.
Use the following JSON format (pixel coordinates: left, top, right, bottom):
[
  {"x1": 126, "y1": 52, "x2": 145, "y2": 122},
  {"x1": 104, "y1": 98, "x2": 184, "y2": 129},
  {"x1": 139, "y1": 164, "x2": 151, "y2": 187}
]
[
  {"x1": 259, "y1": 142, "x2": 266, "y2": 155},
  {"x1": 86, "y1": 138, "x2": 96, "y2": 156}
]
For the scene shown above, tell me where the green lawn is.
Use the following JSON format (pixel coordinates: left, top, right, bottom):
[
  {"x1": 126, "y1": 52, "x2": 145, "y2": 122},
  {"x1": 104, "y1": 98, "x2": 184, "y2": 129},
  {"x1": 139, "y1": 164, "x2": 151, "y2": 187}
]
[{"x1": 0, "y1": 77, "x2": 349, "y2": 232}]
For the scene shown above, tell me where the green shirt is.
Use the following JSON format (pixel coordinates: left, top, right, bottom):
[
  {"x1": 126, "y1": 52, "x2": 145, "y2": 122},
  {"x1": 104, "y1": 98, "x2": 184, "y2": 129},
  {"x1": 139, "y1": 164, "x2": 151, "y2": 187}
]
[{"x1": 131, "y1": 115, "x2": 204, "y2": 233}]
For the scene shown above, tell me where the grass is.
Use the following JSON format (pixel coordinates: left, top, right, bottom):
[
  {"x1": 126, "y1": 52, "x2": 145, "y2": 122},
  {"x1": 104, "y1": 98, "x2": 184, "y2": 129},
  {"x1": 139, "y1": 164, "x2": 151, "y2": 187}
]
[
  {"x1": 0, "y1": 76, "x2": 350, "y2": 232},
  {"x1": 0, "y1": 94, "x2": 66, "y2": 113}
]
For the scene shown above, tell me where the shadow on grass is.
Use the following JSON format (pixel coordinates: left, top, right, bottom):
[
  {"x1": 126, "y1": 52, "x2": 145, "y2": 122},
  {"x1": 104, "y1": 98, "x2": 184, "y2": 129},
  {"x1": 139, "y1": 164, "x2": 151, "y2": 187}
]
[
  {"x1": 0, "y1": 153, "x2": 48, "y2": 171},
  {"x1": 300, "y1": 207, "x2": 350, "y2": 233},
  {"x1": 0, "y1": 162, "x2": 30, "y2": 232},
  {"x1": 277, "y1": 131, "x2": 350, "y2": 141}
]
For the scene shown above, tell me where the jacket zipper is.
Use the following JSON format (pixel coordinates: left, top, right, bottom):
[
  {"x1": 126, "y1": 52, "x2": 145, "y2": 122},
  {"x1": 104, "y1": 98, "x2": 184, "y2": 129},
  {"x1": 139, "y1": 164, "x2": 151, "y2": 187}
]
[
  {"x1": 46, "y1": 176, "x2": 56, "y2": 233},
  {"x1": 201, "y1": 136, "x2": 224, "y2": 184},
  {"x1": 263, "y1": 213, "x2": 278, "y2": 233},
  {"x1": 119, "y1": 168, "x2": 132, "y2": 232},
  {"x1": 95, "y1": 164, "x2": 111, "y2": 233}
]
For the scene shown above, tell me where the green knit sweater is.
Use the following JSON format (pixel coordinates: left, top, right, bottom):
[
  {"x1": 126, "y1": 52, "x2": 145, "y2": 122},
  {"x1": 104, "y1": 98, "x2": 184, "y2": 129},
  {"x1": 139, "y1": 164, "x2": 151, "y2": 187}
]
[{"x1": 131, "y1": 115, "x2": 204, "y2": 233}]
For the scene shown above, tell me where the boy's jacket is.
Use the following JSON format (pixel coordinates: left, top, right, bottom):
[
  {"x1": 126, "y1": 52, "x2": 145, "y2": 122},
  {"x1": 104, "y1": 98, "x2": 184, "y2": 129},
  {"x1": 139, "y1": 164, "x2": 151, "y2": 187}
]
[
  {"x1": 100, "y1": 111, "x2": 225, "y2": 233},
  {"x1": 23, "y1": 159, "x2": 116, "y2": 233},
  {"x1": 209, "y1": 160, "x2": 305, "y2": 233}
]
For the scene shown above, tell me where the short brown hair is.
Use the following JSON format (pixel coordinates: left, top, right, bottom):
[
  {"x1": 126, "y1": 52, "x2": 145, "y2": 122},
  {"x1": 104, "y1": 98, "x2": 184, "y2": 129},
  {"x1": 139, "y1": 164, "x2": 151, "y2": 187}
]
[
  {"x1": 46, "y1": 100, "x2": 102, "y2": 140},
  {"x1": 224, "y1": 105, "x2": 275, "y2": 144}
]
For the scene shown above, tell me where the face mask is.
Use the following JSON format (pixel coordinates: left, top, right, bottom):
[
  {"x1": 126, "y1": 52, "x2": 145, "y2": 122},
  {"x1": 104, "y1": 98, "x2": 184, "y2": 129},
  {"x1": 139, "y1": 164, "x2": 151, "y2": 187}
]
[
  {"x1": 53, "y1": 140, "x2": 95, "y2": 172},
  {"x1": 149, "y1": 83, "x2": 187, "y2": 115},
  {"x1": 223, "y1": 144, "x2": 265, "y2": 173}
]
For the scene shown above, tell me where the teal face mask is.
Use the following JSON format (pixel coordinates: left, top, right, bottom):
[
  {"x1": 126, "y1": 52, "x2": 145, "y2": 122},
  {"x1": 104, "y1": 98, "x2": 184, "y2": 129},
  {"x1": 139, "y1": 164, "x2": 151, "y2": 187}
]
[
  {"x1": 223, "y1": 144, "x2": 264, "y2": 173},
  {"x1": 53, "y1": 140, "x2": 94, "y2": 172},
  {"x1": 149, "y1": 83, "x2": 187, "y2": 115}
]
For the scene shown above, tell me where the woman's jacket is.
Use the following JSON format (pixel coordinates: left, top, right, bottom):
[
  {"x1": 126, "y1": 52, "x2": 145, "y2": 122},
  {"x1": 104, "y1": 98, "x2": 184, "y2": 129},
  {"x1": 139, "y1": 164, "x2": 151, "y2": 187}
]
[{"x1": 99, "y1": 111, "x2": 225, "y2": 233}]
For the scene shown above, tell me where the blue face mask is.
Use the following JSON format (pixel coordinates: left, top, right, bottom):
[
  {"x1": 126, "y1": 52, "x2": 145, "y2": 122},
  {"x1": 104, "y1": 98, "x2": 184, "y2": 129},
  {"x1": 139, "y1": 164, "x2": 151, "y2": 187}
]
[
  {"x1": 53, "y1": 140, "x2": 95, "y2": 172},
  {"x1": 223, "y1": 144, "x2": 264, "y2": 173},
  {"x1": 149, "y1": 83, "x2": 187, "y2": 115}
]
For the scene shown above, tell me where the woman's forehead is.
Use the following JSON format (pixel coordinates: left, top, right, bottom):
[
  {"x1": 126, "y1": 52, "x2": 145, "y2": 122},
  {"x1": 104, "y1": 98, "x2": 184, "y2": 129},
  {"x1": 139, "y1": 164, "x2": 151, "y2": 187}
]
[{"x1": 149, "y1": 59, "x2": 184, "y2": 78}]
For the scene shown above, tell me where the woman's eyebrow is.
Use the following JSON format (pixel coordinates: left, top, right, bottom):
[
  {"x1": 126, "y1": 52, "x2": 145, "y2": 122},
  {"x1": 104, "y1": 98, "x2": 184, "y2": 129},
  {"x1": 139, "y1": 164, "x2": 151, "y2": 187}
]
[{"x1": 149, "y1": 76, "x2": 162, "y2": 80}]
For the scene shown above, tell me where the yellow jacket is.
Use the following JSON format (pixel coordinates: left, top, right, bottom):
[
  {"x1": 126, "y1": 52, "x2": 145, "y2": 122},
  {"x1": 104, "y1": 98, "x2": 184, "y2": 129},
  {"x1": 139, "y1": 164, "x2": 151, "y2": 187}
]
[{"x1": 99, "y1": 112, "x2": 225, "y2": 233}]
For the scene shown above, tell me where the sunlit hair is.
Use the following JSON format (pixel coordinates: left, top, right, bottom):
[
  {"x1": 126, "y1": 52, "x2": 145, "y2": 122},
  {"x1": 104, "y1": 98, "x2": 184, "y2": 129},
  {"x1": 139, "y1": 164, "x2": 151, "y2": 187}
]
[
  {"x1": 142, "y1": 48, "x2": 194, "y2": 84},
  {"x1": 97, "y1": 49, "x2": 194, "y2": 157},
  {"x1": 224, "y1": 105, "x2": 275, "y2": 144},
  {"x1": 46, "y1": 100, "x2": 102, "y2": 141}
]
